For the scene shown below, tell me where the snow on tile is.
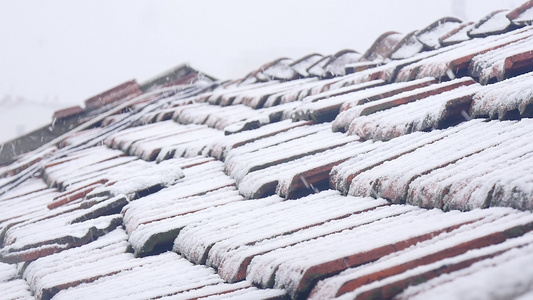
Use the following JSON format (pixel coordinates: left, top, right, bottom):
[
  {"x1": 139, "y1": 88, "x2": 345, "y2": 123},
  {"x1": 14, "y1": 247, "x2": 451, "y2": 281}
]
[
  {"x1": 226, "y1": 124, "x2": 358, "y2": 193},
  {"x1": 70, "y1": 194, "x2": 129, "y2": 224},
  {"x1": 66, "y1": 158, "x2": 183, "y2": 200},
  {"x1": 509, "y1": 1, "x2": 533, "y2": 26},
  {"x1": 0, "y1": 278, "x2": 33, "y2": 300},
  {"x1": 284, "y1": 76, "x2": 350, "y2": 104},
  {"x1": 44, "y1": 249, "x2": 224, "y2": 300},
  {"x1": 291, "y1": 53, "x2": 324, "y2": 78},
  {"x1": 324, "y1": 50, "x2": 362, "y2": 76},
  {"x1": 393, "y1": 233, "x2": 533, "y2": 300},
  {"x1": 0, "y1": 145, "x2": 57, "y2": 178},
  {"x1": 256, "y1": 58, "x2": 298, "y2": 82},
  {"x1": 43, "y1": 146, "x2": 125, "y2": 187},
  {"x1": 224, "y1": 122, "x2": 329, "y2": 170},
  {"x1": 0, "y1": 176, "x2": 48, "y2": 202},
  {"x1": 0, "y1": 261, "x2": 26, "y2": 300},
  {"x1": 210, "y1": 119, "x2": 311, "y2": 161},
  {"x1": 471, "y1": 71, "x2": 533, "y2": 119},
  {"x1": 309, "y1": 208, "x2": 532, "y2": 298},
  {"x1": 239, "y1": 204, "x2": 413, "y2": 287},
  {"x1": 159, "y1": 281, "x2": 252, "y2": 300},
  {"x1": 222, "y1": 101, "x2": 300, "y2": 135},
  {"x1": 470, "y1": 35, "x2": 533, "y2": 84},
  {"x1": 347, "y1": 83, "x2": 480, "y2": 141},
  {"x1": 408, "y1": 120, "x2": 533, "y2": 211},
  {"x1": 416, "y1": 17, "x2": 463, "y2": 50},
  {"x1": 346, "y1": 119, "x2": 533, "y2": 208},
  {"x1": 389, "y1": 31, "x2": 425, "y2": 60},
  {"x1": 294, "y1": 78, "x2": 435, "y2": 124},
  {"x1": 125, "y1": 187, "x2": 244, "y2": 256},
  {"x1": 23, "y1": 228, "x2": 129, "y2": 298},
  {"x1": 330, "y1": 120, "x2": 477, "y2": 195},
  {"x1": 105, "y1": 120, "x2": 188, "y2": 152},
  {"x1": 119, "y1": 160, "x2": 235, "y2": 253},
  {"x1": 59, "y1": 127, "x2": 106, "y2": 148},
  {"x1": 468, "y1": 9, "x2": 511, "y2": 37},
  {"x1": 307, "y1": 55, "x2": 334, "y2": 78},
  {"x1": 1, "y1": 211, "x2": 121, "y2": 263},
  {"x1": 299, "y1": 79, "x2": 386, "y2": 105},
  {"x1": 361, "y1": 32, "x2": 404, "y2": 62},
  {"x1": 232, "y1": 140, "x2": 368, "y2": 199},
  {"x1": 231, "y1": 77, "x2": 316, "y2": 108},
  {"x1": 52, "y1": 156, "x2": 138, "y2": 194},
  {"x1": 247, "y1": 206, "x2": 491, "y2": 298},
  {"x1": 199, "y1": 191, "x2": 390, "y2": 282},
  {"x1": 121, "y1": 158, "x2": 233, "y2": 211},
  {"x1": 260, "y1": 79, "x2": 342, "y2": 108},
  {"x1": 207, "y1": 81, "x2": 280, "y2": 106},
  {"x1": 270, "y1": 142, "x2": 370, "y2": 198},
  {"x1": 291, "y1": 80, "x2": 385, "y2": 122},
  {"x1": 439, "y1": 22, "x2": 475, "y2": 46},
  {"x1": 174, "y1": 195, "x2": 284, "y2": 264},
  {"x1": 172, "y1": 101, "x2": 284, "y2": 133},
  {"x1": 396, "y1": 26, "x2": 533, "y2": 81},
  {"x1": 197, "y1": 286, "x2": 287, "y2": 300},
  {"x1": 124, "y1": 125, "x2": 221, "y2": 161},
  {"x1": 0, "y1": 188, "x2": 60, "y2": 232},
  {"x1": 332, "y1": 77, "x2": 475, "y2": 133},
  {"x1": 176, "y1": 192, "x2": 389, "y2": 276}
]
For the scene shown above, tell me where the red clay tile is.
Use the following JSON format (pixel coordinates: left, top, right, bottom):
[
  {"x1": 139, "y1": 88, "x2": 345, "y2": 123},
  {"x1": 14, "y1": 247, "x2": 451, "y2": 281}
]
[
  {"x1": 361, "y1": 32, "x2": 404, "y2": 62},
  {"x1": 507, "y1": 0, "x2": 533, "y2": 26},
  {"x1": 416, "y1": 17, "x2": 463, "y2": 50},
  {"x1": 84, "y1": 80, "x2": 142, "y2": 110},
  {"x1": 350, "y1": 77, "x2": 476, "y2": 118},
  {"x1": 439, "y1": 22, "x2": 474, "y2": 46},
  {"x1": 53, "y1": 106, "x2": 84, "y2": 120},
  {"x1": 468, "y1": 10, "x2": 512, "y2": 38}
]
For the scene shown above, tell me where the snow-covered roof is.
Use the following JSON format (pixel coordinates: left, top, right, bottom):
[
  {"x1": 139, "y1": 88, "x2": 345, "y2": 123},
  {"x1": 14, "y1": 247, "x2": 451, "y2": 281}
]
[{"x1": 2, "y1": 1, "x2": 533, "y2": 299}]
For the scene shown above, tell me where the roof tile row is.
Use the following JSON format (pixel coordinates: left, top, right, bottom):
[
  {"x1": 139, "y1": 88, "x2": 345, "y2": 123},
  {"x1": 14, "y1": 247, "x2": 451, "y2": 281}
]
[{"x1": 2, "y1": 2, "x2": 533, "y2": 299}]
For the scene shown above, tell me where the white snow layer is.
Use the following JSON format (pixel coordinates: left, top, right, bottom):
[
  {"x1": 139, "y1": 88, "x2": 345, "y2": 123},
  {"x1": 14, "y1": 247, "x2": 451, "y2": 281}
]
[
  {"x1": 416, "y1": 19, "x2": 462, "y2": 49},
  {"x1": 395, "y1": 239, "x2": 533, "y2": 300},
  {"x1": 470, "y1": 35, "x2": 533, "y2": 84},
  {"x1": 397, "y1": 26, "x2": 533, "y2": 80},
  {"x1": 333, "y1": 118, "x2": 533, "y2": 210},
  {"x1": 471, "y1": 70, "x2": 533, "y2": 119},
  {"x1": 310, "y1": 208, "x2": 532, "y2": 299},
  {"x1": 469, "y1": 10, "x2": 511, "y2": 36}
]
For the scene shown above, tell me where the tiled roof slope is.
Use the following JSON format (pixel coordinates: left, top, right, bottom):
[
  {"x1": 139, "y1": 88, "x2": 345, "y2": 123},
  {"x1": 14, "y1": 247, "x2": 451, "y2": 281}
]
[{"x1": 2, "y1": 1, "x2": 533, "y2": 299}]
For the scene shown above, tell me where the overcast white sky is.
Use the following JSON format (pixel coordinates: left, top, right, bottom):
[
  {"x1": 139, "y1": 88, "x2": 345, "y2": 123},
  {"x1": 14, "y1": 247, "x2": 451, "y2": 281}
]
[{"x1": 0, "y1": 0, "x2": 521, "y2": 108}]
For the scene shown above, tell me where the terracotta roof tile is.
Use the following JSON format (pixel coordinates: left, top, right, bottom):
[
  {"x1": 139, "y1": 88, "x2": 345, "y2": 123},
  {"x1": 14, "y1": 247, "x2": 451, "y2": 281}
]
[
  {"x1": 3, "y1": 2, "x2": 533, "y2": 298},
  {"x1": 307, "y1": 55, "x2": 335, "y2": 78},
  {"x1": 291, "y1": 53, "x2": 324, "y2": 78},
  {"x1": 439, "y1": 21, "x2": 475, "y2": 46},
  {"x1": 469, "y1": 36, "x2": 533, "y2": 84},
  {"x1": 394, "y1": 232, "x2": 533, "y2": 300},
  {"x1": 323, "y1": 50, "x2": 362, "y2": 77},
  {"x1": 333, "y1": 77, "x2": 476, "y2": 133},
  {"x1": 361, "y1": 31, "x2": 403, "y2": 62},
  {"x1": 415, "y1": 17, "x2": 463, "y2": 50},
  {"x1": 0, "y1": 261, "x2": 32, "y2": 299},
  {"x1": 402, "y1": 27, "x2": 533, "y2": 81},
  {"x1": 469, "y1": 9, "x2": 513, "y2": 38},
  {"x1": 389, "y1": 31, "x2": 425, "y2": 60},
  {"x1": 345, "y1": 83, "x2": 479, "y2": 140},
  {"x1": 52, "y1": 105, "x2": 85, "y2": 120},
  {"x1": 507, "y1": 0, "x2": 533, "y2": 26},
  {"x1": 471, "y1": 71, "x2": 533, "y2": 119},
  {"x1": 84, "y1": 80, "x2": 142, "y2": 110},
  {"x1": 330, "y1": 216, "x2": 533, "y2": 299}
]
